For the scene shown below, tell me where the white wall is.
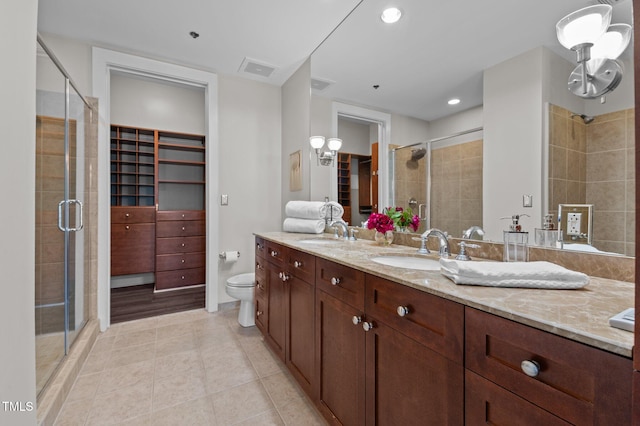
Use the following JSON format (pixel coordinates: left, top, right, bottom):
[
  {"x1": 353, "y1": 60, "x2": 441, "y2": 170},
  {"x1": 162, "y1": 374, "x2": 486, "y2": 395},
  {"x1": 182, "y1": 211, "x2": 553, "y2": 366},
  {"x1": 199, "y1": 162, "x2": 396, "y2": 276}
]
[
  {"x1": 281, "y1": 59, "x2": 311, "y2": 215},
  {"x1": 0, "y1": 1, "x2": 38, "y2": 424},
  {"x1": 483, "y1": 47, "x2": 545, "y2": 241},
  {"x1": 217, "y1": 75, "x2": 282, "y2": 303},
  {"x1": 338, "y1": 118, "x2": 370, "y2": 155},
  {"x1": 110, "y1": 73, "x2": 205, "y2": 134},
  {"x1": 310, "y1": 95, "x2": 332, "y2": 201},
  {"x1": 389, "y1": 114, "x2": 430, "y2": 146}
]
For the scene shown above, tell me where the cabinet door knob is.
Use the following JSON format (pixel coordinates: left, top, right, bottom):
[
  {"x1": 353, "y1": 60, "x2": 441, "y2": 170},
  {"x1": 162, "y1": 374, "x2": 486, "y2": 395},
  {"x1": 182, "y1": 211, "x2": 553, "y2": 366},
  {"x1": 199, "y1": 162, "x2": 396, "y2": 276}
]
[
  {"x1": 182, "y1": 226, "x2": 186, "y2": 231},
  {"x1": 256, "y1": 263, "x2": 263, "y2": 270},
  {"x1": 256, "y1": 310, "x2": 263, "y2": 317},
  {"x1": 279, "y1": 272, "x2": 289, "y2": 282},
  {"x1": 257, "y1": 243, "x2": 264, "y2": 250},
  {"x1": 181, "y1": 275, "x2": 185, "y2": 280},
  {"x1": 125, "y1": 213, "x2": 130, "y2": 218},
  {"x1": 362, "y1": 321, "x2": 375, "y2": 332},
  {"x1": 521, "y1": 360, "x2": 541, "y2": 377},
  {"x1": 270, "y1": 250, "x2": 278, "y2": 257},
  {"x1": 181, "y1": 259, "x2": 185, "y2": 263},
  {"x1": 294, "y1": 260, "x2": 302, "y2": 268},
  {"x1": 125, "y1": 225, "x2": 130, "y2": 230},
  {"x1": 330, "y1": 277, "x2": 341, "y2": 286},
  {"x1": 352, "y1": 316, "x2": 362, "y2": 325},
  {"x1": 397, "y1": 306, "x2": 410, "y2": 317},
  {"x1": 181, "y1": 243, "x2": 185, "y2": 247}
]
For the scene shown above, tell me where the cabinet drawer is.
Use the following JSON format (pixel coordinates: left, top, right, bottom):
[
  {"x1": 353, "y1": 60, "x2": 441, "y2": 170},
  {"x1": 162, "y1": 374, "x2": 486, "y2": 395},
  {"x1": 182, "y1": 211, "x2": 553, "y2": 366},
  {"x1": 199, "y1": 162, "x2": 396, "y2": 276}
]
[
  {"x1": 111, "y1": 206, "x2": 155, "y2": 223},
  {"x1": 365, "y1": 274, "x2": 463, "y2": 363},
  {"x1": 465, "y1": 370, "x2": 570, "y2": 426},
  {"x1": 287, "y1": 249, "x2": 315, "y2": 283},
  {"x1": 155, "y1": 267, "x2": 205, "y2": 290},
  {"x1": 156, "y1": 210, "x2": 205, "y2": 221},
  {"x1": 156, "y1": 236, "x2": 205, "y2": 255},
  {"x1": 155, "y1": 252, "x2": 205, "y2": 271},
  {"x1": 264, "y1": 240, "x2": 287, "y2": 266},
  {"x1": 111, "y1": 223, "x2": 155, "y2": 275},
  {"x1": 255, "y1": 295, "x2": 268, "y2": 333},
  {"x1": 255, "y1": 269, "x2": 268, "y2": 298},
  {"x1": 316, "y1": 257, "x2": 364, "y2": 310},
  {"x1": 156, "y1": 220, "x2": 205, "y2": 237},
  {"x1": 255, "y1": 237, "x2": 267, "y2": 260},
  {"x1": 465, "y1": 307, "x2": 632, "y2": 425}
]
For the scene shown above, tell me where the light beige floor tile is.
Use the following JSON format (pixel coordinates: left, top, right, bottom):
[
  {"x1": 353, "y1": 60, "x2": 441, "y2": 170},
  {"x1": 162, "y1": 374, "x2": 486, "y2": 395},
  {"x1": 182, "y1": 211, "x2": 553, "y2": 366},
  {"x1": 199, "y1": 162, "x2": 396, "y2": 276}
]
[
  {"x1": 203, "y1": 355, "x2": 259, "y2": 395},
  {"x1": 117, "y1": 414, "x2": 153, "y2": 426},
  {"x1": 199, "y1": 338, "x2": 245, "y2": 367},
  {"x1": 53, "y1": 398, "x2": 93, "y2": 426},
  {"x1": 150, "y1": 396, "x2": 216, "y2": 426},
  {"x1": 210, "y1": 380, "x2": 275, "y2": 425},
  {"x1": 152, "y1": 369, "x2": 208, "y2": 411},
  {"x1": 65, "y1": 372, "x2": 101, "y2": 402},
  {"x1": 97, "y1": 360, "x2": 154, "y2": 395},
  {"x1": 113, "y1": 328, "x2": 157, "y2": 349},
  {"x1": 244, "y1": 341, "x2": 285, "y2": 378},
  {"x1": 154, "y1": 349, "x2": 203, "y2": 380},
  {"x1": 156, "y1": 321, "x2": 197, "y2": 342},
  {"x1": 196, "y1": 325, "x2": 238, "y2": 349},
  {"x1": 90, "y1": 335, "x2": 115, "y2": 353},
  {"x1": 85, "y1": 380, "x2": 153, "y2": 425},
  {"x1": 235, "y1": 408, "x2": 284, "y2": 426},
  {"x1": 79, "y1": 350, "x2": 111, "y2": 376},
  {"x1": 106, "y1": 342, "x2": 155, "y2": 369},
  {"x1": 262, "y1": 371, "x2": 305, "y2": 409},
  {"x1": 278, "y1": 396, "x2": 328, "y2": 426},
  {"x1": 155, "y1": 308, "x2": 209, "y2": 328},
  {"x1": 111, "y1": 316, "x2": 158, "y2": 335},
  {"x1": 155, "y1": 332, "x2": 199, "y2": 358}
]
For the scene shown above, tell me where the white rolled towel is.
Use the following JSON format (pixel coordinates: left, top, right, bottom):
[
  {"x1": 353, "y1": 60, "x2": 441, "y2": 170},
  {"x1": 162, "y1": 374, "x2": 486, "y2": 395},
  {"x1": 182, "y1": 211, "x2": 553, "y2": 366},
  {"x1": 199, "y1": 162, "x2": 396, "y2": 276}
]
[
  {"x1": 285, "y1": 201, "x2": 327, "y2": 220},
  {"x1": 283, "y1": 218, "x2": 326, "y2": 234},
  {"x1": 325, "y1": 201, "x2": 344, "y2": 220}
]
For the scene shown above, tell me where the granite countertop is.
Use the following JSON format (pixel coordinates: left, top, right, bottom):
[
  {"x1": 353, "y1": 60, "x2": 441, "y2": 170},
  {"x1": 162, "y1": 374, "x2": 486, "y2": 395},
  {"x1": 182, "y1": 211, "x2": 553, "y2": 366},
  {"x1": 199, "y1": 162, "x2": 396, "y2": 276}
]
[{"x1": 255, "y1": 231, "x2": 635, "y2": 358}]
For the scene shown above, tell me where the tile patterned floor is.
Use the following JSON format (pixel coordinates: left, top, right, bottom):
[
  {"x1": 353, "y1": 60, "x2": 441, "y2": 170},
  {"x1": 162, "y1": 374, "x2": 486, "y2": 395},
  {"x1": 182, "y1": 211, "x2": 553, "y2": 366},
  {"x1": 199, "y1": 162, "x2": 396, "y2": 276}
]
[{"x1": 53, "y1": 308, "x2": 327, "y2": 425}]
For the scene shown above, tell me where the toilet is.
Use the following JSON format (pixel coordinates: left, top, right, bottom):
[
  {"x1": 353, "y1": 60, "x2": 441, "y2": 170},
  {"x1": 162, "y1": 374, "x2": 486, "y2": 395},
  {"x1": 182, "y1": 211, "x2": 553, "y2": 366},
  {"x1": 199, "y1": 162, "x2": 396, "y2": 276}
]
[{"x1": 225, "y1": 272, "x2": 256, "y2": 327}]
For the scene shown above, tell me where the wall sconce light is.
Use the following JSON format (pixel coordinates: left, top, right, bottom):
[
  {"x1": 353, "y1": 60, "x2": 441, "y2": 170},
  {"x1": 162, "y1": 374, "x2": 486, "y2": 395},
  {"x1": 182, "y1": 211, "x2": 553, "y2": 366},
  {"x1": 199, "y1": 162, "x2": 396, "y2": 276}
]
[
  {"x1": 556, "y1": 4, "x2": 632, "y2": 99},
  {"x1": 310, "y1": 136, "x2": 342, "y2": 166}
]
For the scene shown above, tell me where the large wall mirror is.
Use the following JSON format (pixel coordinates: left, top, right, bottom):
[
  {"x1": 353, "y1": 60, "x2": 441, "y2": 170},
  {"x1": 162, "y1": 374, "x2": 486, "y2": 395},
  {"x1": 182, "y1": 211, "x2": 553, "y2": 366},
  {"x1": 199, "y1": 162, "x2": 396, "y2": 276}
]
[{"x1": 309, "y1": 0, "x2": 634, "y2": 257}]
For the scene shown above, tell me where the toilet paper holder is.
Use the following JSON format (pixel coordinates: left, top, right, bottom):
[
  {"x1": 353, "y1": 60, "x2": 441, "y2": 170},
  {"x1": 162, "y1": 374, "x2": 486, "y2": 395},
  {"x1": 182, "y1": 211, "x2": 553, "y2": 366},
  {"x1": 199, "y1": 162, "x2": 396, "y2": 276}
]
[{"x1": 219, "y1": 251, "x2": 240, "y2": 260}]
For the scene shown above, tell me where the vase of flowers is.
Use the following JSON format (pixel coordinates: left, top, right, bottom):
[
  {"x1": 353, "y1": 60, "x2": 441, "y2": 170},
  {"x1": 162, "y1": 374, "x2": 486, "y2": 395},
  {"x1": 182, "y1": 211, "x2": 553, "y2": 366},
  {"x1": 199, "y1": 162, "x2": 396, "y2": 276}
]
[{"x1": 367, "y1": 207, "x2": 420, "y2": 245}]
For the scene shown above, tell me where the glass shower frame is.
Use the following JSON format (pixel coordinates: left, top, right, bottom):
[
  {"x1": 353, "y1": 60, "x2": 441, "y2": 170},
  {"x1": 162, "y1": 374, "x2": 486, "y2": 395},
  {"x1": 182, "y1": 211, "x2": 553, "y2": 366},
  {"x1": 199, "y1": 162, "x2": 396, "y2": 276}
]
[{"x1": 35, "y1": 36, "x2": 93, "y2": 398}]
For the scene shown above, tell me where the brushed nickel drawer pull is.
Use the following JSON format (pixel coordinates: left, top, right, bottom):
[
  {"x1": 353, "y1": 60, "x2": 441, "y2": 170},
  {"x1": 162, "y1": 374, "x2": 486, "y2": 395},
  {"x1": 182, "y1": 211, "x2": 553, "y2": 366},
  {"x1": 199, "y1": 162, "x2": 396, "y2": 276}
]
[
  {"x1": 352, "y1": 316, "x2": 362, "y2": 325},
  {"x1": 270, "y1": 250, "x2": 278, "y2": 257},
  {"x1": 521, "y1": 360, "x2": 540, "y2": 377},
  {"x1": 363, "y1": 321, "x2": 375, "y2": 332},
  {"x1": 125, "y1": 213, "x2": 130, "y2": 218},
  {"x1": 397, "y1": 306, "x2": 410, "y2": 317},
  {"x1": 330, "y1": 277, "x2": 341, "y2": 286},
  {"x1": 125, "y1": 225, "x2": 130, "y2": 230},
  {"x1": 181, "y1": 275, "x2": 185, "y2": 280},
  {"x1": 294, "y1": 260, "x2": 302, "y2": 268}
]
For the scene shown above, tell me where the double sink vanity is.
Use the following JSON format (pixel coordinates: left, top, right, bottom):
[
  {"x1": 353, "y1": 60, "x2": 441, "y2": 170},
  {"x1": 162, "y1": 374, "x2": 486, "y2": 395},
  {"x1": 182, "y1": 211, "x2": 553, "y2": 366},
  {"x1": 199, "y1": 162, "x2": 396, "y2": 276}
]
[{"x1": 254, "y1": 231, "x2": 634, "y2": 425}]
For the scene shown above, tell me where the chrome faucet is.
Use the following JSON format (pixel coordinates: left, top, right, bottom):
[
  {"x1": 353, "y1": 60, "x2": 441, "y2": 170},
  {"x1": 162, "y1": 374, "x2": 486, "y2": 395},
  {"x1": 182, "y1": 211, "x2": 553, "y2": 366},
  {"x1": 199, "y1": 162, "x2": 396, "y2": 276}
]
[
  {"x1": 330, "y1": 220, "x2": 349, "y2": 240},
  {"x1": 462, "y1": 225, "x2": 485, "y2": 240},
  {"x1": 420, "y1": 228, "x2": 451, "y2": 258}
]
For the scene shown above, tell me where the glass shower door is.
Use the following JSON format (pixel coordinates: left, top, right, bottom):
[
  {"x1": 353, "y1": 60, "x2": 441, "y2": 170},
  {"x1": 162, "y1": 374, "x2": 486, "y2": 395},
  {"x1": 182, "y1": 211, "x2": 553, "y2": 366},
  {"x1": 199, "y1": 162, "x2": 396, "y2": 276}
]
[{"x1": 389, "y1": 142, "x2": 430, "y2": 234}]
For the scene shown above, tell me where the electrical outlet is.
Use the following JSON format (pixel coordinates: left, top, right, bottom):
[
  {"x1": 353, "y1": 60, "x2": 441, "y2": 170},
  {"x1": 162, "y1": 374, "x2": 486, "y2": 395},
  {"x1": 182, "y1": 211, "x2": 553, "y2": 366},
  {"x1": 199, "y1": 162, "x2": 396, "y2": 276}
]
[{"x1": 567, "y1": 212, "x2": 581, "y2": 236}]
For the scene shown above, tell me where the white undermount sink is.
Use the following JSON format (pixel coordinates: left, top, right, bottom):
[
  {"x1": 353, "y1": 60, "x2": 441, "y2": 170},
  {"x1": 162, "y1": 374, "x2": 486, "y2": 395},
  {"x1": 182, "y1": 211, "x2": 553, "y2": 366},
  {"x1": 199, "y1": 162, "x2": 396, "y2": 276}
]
[
  {"x1": 297, "y1": 237, "x2": 343, "y2": 245},
  {"x1": 369, "y1": 255, "x2": 441, "y2": 271}
]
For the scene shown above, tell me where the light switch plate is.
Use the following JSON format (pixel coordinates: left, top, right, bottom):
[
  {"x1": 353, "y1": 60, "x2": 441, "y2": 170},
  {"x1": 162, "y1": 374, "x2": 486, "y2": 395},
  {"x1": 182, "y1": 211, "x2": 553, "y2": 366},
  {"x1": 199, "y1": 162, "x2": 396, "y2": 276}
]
[
  {"x1": 221, "y1": 194, "x2": 228, "y2": 205},
  {"x1": 522, "y1": 195, "x2": 533, "y2": 208}
]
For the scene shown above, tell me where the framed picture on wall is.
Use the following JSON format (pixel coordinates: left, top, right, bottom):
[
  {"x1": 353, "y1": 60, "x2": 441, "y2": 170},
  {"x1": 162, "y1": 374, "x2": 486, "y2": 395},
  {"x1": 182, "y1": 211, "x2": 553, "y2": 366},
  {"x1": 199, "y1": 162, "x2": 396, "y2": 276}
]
[{"x1": 290, "y1": 150, "x2": 302, "y2": 191}]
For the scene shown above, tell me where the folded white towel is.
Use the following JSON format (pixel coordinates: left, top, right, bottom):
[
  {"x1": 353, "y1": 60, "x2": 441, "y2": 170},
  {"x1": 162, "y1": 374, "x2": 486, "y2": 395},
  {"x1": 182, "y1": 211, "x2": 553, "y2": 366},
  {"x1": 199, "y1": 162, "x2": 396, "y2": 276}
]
[
  {"x1": 439, "y1": 259, "x2": 589, "y2": 289},
  {"x1": 325, "y1": 201, "x2": 344, "y2": 220},
  {"x1": 285, "y1": 201, "x2": 327, "y2": 220},
  {"x1": 283, "y1": 218, "x2": 326, "y2": 234}
]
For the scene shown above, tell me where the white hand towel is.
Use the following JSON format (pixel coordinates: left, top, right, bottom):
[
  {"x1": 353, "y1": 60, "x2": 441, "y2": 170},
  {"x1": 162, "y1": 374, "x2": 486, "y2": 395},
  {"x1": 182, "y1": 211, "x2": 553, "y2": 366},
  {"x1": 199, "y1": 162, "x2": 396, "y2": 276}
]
[
  {"x1": 439, "y1": 259, "x2": 589, "y2": 289},
  {"x1": 283, "y1": 218, "x2": 326, "y2": 234},
  {"x1": 325, "y1": 201, "x2": 344, "y2": 220},
  {"x1": 285, "y1": 201, "x2": 327, "y2": 220}
]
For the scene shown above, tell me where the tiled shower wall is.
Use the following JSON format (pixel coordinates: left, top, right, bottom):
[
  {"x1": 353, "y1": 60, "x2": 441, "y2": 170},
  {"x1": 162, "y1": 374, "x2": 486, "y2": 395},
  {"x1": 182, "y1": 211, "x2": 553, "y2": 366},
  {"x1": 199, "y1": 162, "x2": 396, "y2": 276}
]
[
  {"x1": 548, "y1": 105, "x2": 635, "y2": 256},
  {"x1": 393, "y1": 145, "x2": 428, "y2": 232}
]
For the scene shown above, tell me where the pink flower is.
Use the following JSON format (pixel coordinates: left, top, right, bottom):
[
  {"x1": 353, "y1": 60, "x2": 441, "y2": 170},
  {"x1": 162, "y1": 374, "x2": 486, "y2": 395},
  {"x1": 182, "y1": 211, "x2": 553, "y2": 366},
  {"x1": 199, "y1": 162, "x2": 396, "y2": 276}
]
[{"x1": 367, "y1": 212, "x2": 395, "y2": 233}]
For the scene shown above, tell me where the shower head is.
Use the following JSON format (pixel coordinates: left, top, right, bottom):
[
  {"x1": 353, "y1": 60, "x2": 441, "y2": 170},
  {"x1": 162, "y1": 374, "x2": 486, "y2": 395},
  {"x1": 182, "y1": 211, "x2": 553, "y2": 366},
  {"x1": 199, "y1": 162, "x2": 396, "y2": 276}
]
[
  {"x1": 570, "y1": 113, "x2": 594, "y2": 124},
  {"x1": 410, "y1": 147, "x2": 426, "y2": 161}
]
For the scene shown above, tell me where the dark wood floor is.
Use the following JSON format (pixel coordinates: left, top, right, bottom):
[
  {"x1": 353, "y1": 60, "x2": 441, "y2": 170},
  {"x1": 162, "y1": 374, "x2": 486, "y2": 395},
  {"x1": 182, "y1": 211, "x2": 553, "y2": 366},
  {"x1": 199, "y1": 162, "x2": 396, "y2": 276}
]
[{"x1": 110, "y1": 284, "x2": 206, "y2": 324}]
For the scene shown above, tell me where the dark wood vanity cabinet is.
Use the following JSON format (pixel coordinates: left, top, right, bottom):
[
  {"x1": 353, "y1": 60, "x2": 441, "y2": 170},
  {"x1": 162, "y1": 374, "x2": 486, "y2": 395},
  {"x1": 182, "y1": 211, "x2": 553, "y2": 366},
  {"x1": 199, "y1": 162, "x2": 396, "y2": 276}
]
[
  {"x1": 111, "y1": 206, "x2": 155, "y2": 276},
  {"x1": 258, "y1": 238, "x2": 316, "y2": 396},
  {"x1": 465, "y1": 308, "x2": 632, "y2": 425}
]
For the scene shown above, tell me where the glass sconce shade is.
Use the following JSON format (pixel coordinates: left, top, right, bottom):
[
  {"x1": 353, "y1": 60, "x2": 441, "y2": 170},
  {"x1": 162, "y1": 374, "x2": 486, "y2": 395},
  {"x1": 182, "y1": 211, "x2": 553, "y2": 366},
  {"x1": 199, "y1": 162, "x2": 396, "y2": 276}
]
[
  {"x1": 556, "y1": 4, "x2": 612, "y2": 50},
  {"x1": 327, "y1": 138, "x2": 343, "y2": 151},
  {"x1": 587, "y1": 24, "x2": 632, "y2": 74},
  {"x1": 309, "y1": 136, "x2": 325, "y2": 149}
]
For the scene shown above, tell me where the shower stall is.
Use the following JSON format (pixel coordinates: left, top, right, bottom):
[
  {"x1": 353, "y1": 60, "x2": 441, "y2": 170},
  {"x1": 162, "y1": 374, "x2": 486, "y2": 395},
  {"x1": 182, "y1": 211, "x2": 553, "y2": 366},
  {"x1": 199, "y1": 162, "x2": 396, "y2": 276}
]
[
  {"x1": 35, "y1": 36, "x2": 96, "y2": 397},
  {"x1": 389, "y1": 127, "x2": 483, "y2": 237}
]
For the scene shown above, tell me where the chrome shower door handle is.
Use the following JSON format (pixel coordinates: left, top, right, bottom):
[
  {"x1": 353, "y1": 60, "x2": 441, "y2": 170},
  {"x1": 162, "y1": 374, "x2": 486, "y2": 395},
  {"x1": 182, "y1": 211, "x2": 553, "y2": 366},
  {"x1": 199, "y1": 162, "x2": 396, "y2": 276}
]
[{"x1": 57, "y1": 199, "x2": 84, "y2": 232}]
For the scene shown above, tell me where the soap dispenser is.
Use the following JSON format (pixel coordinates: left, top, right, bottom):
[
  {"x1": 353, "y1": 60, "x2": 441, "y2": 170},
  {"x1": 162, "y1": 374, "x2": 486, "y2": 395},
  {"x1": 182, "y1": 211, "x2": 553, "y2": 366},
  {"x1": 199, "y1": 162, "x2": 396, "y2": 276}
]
[
  {"x1": 534, "y1": 214, "x2": 561, "y2": 248},
  {"x1": 501, "y1": 214, "x2": 529, "y2": 262}
]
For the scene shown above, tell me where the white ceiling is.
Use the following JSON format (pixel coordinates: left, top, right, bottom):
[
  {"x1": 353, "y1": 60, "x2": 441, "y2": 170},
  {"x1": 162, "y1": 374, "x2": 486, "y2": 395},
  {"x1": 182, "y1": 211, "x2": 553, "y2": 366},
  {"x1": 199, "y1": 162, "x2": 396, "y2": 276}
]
[{"x1": 38, "y1": 0, "x2": 633, "y2": 122}]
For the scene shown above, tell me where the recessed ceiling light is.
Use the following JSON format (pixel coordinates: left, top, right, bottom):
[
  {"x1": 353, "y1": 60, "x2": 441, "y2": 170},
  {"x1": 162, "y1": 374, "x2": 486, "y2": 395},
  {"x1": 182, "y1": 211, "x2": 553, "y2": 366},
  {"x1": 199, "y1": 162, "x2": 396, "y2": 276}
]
[
  {"x1": 448, "y1": 98, "x2": 461, "y2": 105},
  {"x1": 381, "y1": 7, "x2": 402, "y2": 24}
]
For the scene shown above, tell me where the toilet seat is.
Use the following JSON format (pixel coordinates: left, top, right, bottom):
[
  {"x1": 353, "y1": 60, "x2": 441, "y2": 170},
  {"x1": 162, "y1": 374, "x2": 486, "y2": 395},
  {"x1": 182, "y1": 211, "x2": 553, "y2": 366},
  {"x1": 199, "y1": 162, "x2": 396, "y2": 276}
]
[{"x1": 226, "y1": 272, "x2": 255, "y2": 288}]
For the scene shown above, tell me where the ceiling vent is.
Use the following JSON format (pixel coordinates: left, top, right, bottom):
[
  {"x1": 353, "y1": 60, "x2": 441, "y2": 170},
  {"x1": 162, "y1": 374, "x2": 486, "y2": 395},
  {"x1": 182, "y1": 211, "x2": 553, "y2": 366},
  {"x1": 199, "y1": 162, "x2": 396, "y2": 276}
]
[
  {"x1": 239, "y1": 57, "x2": 276, "y2": 78},
  {"x1": 311, "y1": 78, "x2": 334, "y2": 91}
]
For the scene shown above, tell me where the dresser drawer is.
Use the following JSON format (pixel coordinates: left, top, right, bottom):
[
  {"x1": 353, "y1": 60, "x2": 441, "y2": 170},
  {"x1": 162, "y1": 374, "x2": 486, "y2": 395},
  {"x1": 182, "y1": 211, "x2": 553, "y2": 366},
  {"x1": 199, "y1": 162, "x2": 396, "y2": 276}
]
[
  {"x1": 287, "y1": 249, "x2": 316, "y2": 283},
  {"x1": 111, "y1": 206, "x2": 155, "y2": 223},
  {"x1": 255, "y1": 270, "x2": 268, "y2": 300},
  {"x1": 365, "y1": 274, "x2": 463, "y2": 363},
  {"x1": 111, "y1": 223, "x2": 155, "y2": 275},
  {"x1": 316, "y1": 257, "x2": 364, "y2": 310},
  {"x1": 156, "y1": 252, "x2": 205, "y2": 272},
  {"x1": 465, "y1": 307, "x2": 632, "y2": 425},
  {"x1": 156, "y1": 210, "x2": 205, "y2": 221},
  {"x1": 156, "y1": 236, "x2": 205, "y2": 255},
  {"x1": 255, "y1": 237, "x2": 267, "y2": 260},
  {"x1": 156, "y1": 220, "x2": 205, "y2": 238},
  {"x1": 155, "y1": 267, "x2": 205, "y2": 290},
  {"x1": 264, "y1": 240, "x2": 287, "y2": 267}
]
